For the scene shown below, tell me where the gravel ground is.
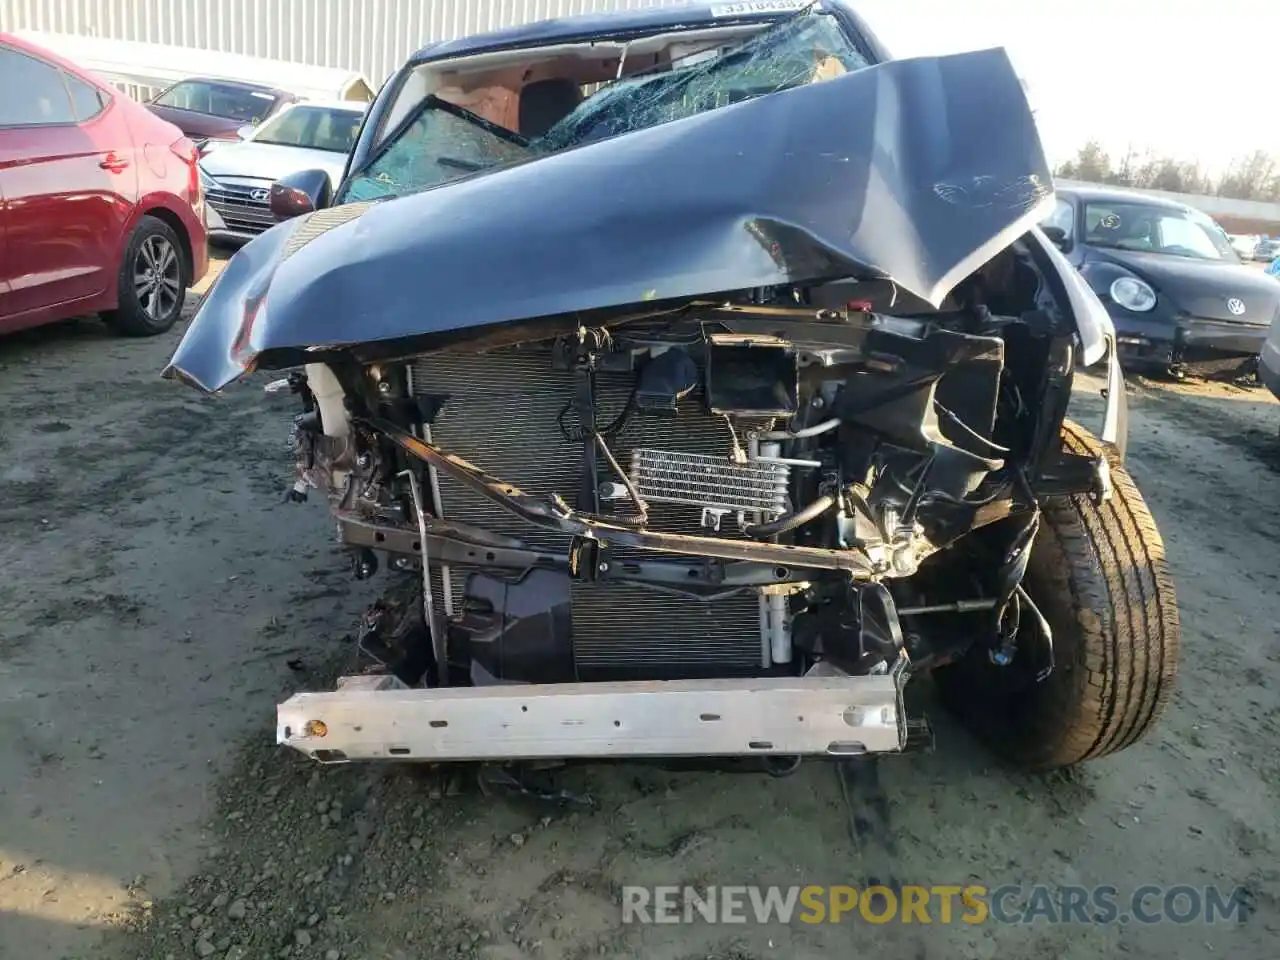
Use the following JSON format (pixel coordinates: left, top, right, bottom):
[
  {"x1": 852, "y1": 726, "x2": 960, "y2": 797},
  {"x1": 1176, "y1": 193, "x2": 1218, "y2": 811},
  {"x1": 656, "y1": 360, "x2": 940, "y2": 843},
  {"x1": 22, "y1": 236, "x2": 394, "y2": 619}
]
[{"x1": 1, "y1": 260, "x2": 1278, "y2": 959}]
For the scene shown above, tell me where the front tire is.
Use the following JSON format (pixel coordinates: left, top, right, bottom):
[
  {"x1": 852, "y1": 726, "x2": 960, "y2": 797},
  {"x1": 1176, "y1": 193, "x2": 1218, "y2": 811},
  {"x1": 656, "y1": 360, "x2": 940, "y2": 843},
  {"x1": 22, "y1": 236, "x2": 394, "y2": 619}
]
[
  {"x1": 939, "y1": 421, "x2": 1180, "y2": 770},
  {"x1": 104, "y1": 216, "x2": 188, "y2": 336}
]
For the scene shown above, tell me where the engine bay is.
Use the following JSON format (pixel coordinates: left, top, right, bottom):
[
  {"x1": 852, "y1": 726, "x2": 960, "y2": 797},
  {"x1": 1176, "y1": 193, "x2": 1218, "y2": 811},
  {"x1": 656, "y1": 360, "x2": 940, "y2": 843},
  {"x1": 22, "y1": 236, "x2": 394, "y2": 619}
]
[{"x1": 285, "y1": 246, "x2": 1107, "y2": 691}]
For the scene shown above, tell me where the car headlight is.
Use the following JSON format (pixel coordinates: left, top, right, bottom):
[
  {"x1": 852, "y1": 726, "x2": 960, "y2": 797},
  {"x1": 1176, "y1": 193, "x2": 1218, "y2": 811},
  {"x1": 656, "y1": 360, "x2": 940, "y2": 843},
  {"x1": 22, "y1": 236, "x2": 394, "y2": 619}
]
[
  {"x1": 1110, "y1": 276, "x2": 1157, "y2": 312},
  {"x1": 198, "y1": 164, "x2": 220, "y2": 191}
]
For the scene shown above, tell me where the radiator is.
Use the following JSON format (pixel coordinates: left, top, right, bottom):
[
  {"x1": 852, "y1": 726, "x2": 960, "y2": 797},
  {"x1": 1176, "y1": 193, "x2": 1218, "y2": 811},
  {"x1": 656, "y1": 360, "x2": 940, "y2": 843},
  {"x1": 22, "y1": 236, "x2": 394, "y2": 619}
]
[{"x1": 408, "y1": 348, "x2": 767, "y2": 674}]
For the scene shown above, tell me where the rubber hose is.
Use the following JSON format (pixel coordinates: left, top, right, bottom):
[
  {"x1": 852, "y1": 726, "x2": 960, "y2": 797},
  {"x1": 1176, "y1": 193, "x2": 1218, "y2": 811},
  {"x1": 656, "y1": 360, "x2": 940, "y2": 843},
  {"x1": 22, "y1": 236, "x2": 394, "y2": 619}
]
[
  {"x1": 745, "y1": 493, "x2": 836, "y2": 539},
  {"x1": 757, "y1": 417, "x2": 841, "y2": 441},
  {"x1": 763, "y1": 755, "x2": 803, "y2": 777}
]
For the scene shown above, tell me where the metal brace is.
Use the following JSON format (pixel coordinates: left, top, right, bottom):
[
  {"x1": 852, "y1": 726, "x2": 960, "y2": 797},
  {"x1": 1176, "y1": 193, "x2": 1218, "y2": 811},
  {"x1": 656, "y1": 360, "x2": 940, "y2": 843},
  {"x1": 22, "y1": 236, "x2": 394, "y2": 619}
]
[
  {"x1": 568, "y1": 536, "x2": 611, "y2": 582},
  {"x1": 701, "y1": 506, "x2": 731, "y2": 532},
  {"x1": 399, "y1": 469, "x2": 448, "y2": 686}
]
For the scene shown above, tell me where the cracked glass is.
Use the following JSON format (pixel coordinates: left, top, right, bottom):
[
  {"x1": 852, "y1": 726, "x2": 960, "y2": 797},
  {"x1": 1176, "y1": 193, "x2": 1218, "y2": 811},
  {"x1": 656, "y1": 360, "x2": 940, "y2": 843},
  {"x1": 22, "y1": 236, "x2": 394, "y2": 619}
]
[
  {"x1": 540, "y1": 12, "x2": 867, "y2": 151},
  {"x1": 340, "y1": 10, "x2": 868, "y2": 203},
  {"x1": 342, "y1": 102, "x2": 533, "y2": 202}
]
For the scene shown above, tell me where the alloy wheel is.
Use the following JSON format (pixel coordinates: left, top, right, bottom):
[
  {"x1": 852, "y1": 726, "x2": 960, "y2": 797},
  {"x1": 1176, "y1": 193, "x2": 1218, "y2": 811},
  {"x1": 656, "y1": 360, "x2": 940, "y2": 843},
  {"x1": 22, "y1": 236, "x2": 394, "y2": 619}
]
[{"x1": 133, "y1": 235, "x2": 181, "y2": 321}]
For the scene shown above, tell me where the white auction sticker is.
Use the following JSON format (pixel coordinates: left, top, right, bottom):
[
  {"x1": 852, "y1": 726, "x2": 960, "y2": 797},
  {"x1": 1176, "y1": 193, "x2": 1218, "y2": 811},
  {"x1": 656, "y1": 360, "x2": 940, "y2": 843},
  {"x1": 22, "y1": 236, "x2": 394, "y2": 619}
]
[{"x1": 710, "y1": 0, "x2": 813, "y2": 18}]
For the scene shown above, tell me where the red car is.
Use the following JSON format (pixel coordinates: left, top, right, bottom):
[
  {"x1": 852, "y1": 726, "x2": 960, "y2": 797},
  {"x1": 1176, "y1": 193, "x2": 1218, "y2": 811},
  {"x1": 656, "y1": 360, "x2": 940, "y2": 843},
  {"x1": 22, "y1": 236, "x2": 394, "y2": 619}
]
[{"x1": 0, "y1": 33, "x2": 208, "y2": 337}]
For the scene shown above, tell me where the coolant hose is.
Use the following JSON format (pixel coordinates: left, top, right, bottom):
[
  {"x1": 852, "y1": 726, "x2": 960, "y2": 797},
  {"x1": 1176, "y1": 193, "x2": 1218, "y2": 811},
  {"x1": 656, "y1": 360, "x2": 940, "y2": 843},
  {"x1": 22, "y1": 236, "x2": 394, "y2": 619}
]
[
  {"x1": 756, "y1": 418, "x2": 841, "y2": 441},
  {"x1": 745, "y1": 494, "x2": 836, "y2": 539}
]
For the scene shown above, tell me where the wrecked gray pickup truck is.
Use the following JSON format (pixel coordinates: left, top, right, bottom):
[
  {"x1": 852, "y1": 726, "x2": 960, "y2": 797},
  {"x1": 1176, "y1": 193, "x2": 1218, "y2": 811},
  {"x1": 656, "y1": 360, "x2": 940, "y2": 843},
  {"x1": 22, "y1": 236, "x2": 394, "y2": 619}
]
[{"x1": 167, "y1": 1, "x2": 1179, "y2": 773}]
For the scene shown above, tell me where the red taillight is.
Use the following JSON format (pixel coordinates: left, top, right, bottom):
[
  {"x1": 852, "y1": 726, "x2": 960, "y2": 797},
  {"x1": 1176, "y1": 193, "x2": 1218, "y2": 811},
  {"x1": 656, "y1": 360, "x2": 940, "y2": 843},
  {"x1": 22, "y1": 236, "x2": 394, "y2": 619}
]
[
  {"x1": 168, "y1": 135, "x2": 198, "y2": 163},
  {"x1": 170, "y1": 135, "x2": 201, "y2": 205}
]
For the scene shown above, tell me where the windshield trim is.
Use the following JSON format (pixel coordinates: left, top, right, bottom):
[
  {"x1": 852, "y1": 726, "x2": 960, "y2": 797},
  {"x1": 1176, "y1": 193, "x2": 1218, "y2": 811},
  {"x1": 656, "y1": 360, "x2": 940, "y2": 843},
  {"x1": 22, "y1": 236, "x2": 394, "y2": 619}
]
[{"x1": 403, "y1": 1, "x2": 878, "y2": 70}]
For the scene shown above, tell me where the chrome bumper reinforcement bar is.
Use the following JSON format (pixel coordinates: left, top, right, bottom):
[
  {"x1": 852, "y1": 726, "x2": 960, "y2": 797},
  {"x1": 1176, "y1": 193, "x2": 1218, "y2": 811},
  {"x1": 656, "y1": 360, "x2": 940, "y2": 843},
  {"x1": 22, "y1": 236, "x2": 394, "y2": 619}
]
[{"x1": 277, "y1": 665, "x2": 908, "y2": 763}]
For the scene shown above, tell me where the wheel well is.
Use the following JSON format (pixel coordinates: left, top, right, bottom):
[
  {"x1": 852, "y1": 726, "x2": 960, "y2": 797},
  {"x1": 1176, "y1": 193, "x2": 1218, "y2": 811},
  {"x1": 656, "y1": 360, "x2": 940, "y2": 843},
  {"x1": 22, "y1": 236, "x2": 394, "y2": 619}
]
[{"x1": 138, "y1": 206, "x2": 193, "y2": 279}]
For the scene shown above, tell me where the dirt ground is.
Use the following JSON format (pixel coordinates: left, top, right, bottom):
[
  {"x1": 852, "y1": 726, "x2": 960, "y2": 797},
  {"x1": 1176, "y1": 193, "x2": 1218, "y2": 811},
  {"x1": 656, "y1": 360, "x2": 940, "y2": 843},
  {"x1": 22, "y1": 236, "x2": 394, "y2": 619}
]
[{"x1": 2, "y1": 260, "x2": 1278, "y2": 959}]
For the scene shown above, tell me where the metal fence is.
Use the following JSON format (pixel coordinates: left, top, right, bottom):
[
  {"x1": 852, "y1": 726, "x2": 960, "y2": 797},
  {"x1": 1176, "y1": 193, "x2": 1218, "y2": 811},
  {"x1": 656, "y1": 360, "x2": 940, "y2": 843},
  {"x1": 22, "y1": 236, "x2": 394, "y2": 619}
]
[{"x1": 0, "y1": 0, "x2": 676, "y2": 85}]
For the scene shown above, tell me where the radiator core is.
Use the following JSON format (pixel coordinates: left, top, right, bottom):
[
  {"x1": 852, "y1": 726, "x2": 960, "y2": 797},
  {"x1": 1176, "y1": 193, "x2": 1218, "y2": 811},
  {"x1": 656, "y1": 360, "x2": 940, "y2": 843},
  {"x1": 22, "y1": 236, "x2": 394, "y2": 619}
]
[{"x1": 409, "y1": 348, "x2": 768, "y2": 676}]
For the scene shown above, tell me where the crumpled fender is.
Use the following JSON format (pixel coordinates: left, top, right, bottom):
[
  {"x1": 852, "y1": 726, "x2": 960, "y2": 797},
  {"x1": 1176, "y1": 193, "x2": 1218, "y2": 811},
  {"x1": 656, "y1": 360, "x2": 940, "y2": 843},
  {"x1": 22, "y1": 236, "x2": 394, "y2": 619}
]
[
  {"x1": 164, "y1": 215, "x2": 305, "y2": 391},
  {"x1": 1027, "y1": 227, "x2": 1114, "y2": 367},
  {"x1": 166, "y1": 46, "x2": 1055, "y2": 392}
]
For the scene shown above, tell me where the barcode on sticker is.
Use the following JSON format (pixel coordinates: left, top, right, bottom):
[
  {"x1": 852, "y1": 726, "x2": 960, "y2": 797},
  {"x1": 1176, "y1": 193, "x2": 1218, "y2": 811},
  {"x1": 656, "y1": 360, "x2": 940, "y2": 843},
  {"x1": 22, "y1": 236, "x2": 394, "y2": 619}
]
[{"x1": 710, "y1": 0, "x2": 812, "y2": 17}]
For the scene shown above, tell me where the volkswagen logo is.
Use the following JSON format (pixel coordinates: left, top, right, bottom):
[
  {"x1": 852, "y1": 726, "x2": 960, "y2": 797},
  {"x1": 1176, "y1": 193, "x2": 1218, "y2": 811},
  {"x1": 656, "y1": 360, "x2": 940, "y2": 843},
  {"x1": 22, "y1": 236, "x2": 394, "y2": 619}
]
[
  {"x1": 250, "y1": 188, "x2": 270, "y2": 202},
  {"x1": 1226, "y1": 297, "x2": 1246, "y2": 316}
]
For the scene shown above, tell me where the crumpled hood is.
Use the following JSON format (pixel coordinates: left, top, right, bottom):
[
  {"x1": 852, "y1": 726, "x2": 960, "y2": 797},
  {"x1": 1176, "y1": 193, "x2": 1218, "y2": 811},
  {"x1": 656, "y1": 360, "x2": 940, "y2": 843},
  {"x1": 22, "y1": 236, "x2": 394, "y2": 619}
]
[{"x1": 166, "y1": 46, "x2": 1052, "y2": 392}]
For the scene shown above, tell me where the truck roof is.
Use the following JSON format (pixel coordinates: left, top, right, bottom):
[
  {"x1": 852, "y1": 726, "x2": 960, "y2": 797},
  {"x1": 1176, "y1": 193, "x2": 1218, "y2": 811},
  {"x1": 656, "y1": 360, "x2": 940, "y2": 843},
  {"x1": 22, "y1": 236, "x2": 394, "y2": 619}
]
[{"x1": 408, "y1": 1, "x2": 865, "y2": 66}]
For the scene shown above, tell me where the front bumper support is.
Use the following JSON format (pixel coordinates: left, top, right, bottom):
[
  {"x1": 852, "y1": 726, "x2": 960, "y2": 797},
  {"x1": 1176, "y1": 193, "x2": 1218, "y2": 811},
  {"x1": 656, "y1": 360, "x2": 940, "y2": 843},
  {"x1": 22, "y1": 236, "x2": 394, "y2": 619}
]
[
  {"x1": 1112, "y1": 313, "x2": 1270, "y2": 367},
  {"x1": 277, "y1": 662, "x2": 909, "y2": 763},
  {"x1": 364, "y1": 417, "x2": 877, "y2": 576}
]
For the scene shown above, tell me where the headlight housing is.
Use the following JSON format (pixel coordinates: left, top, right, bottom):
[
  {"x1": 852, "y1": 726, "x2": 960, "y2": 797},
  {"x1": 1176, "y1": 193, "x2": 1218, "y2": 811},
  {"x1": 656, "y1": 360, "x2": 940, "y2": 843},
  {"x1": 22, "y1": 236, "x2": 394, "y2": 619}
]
[
  {"x1": 197, "y1": 164, "x2": 220, "y2": 192},
  {"x1": 1110, "y1": 276, "x2": 1157, "y2": 312}
]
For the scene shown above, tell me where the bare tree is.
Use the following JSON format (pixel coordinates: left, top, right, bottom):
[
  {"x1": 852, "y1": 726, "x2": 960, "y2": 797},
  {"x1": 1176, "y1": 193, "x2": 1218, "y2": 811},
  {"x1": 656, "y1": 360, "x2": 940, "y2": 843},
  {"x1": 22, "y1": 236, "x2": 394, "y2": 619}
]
[
  {"x1": 1057, "y1": 141, "x2": 1277, "y2": 199},
  {"x1": 1109, "y1": 145, "x2": 1140, "y2": 187},
  {"x1": 1127, "y1": 154, "x2": 1212, "y2": 194},
  {"x1": 1216, "y1": 150, "x2": 1279, "y2": 201},
  {"x1": 1055, "y1": 140, "x2": 1113, "y2": 183}
]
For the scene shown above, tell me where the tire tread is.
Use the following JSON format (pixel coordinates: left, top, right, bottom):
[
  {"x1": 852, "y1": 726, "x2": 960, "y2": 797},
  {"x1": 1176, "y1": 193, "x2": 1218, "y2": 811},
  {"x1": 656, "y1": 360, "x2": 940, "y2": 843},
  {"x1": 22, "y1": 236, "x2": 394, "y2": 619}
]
[
  {"x1": 939, "y1": 420, "x2": 1179, "y2": 770},
  {"x1": 1033, "y1": 421, "x2": 1179, "y2": 766}
]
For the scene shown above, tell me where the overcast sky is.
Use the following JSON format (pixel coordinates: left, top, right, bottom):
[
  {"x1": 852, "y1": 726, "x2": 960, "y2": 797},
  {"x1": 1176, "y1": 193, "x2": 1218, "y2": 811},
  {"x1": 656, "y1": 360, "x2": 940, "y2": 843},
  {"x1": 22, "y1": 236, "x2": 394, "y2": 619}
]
[{"x1": 854, "y1": 0, "x2": 1272, "y2": 175}]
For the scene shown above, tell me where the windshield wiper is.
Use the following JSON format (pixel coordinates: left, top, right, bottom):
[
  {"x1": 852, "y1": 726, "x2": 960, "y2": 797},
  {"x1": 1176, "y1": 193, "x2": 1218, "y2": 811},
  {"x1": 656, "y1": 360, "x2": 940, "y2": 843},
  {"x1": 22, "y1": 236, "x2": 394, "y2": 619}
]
[{"x1": 437, "y1": 156, "x2": 489, "y2": 173}]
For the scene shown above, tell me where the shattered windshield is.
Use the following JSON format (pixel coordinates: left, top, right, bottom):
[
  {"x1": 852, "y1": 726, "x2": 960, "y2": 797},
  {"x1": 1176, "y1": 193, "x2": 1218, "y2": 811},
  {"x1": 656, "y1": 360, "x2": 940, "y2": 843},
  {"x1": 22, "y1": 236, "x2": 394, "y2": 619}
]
[
  {"x1": 339, "y1": 10, "x2": 867, "y2": 203},
  {"x1": 539, "y1": 12, "x2": 864, "y2": 150},
  {"x1": 342, "y1": 101, "x2": 532, "y2": 202}
]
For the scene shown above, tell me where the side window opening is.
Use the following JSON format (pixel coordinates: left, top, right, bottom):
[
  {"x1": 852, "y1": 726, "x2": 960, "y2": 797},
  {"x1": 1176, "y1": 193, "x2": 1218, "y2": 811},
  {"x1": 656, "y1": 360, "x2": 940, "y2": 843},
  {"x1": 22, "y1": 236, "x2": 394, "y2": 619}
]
[
  {"x1": 0, "y1": 46, "x2": 77, "y2": 127},
  {"x1": 66, "y1": 73, "x2": 107, "y2": 122},
  {"x1": 1040, "y1": 197, "x2": 1074, "y2": 236}
]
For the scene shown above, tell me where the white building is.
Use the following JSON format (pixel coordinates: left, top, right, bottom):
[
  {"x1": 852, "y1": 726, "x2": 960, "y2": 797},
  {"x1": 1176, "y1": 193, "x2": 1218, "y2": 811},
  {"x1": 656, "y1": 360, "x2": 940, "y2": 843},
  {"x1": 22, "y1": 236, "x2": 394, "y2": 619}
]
[{"x1": 0, "y1": 0, "x2": 673, "y2": 87}]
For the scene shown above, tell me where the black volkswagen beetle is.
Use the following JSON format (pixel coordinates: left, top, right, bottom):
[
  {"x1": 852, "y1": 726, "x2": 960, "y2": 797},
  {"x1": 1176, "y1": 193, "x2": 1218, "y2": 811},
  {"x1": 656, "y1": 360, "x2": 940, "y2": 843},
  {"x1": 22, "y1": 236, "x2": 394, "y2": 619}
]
[{"x1": 1042, "y1": 184, "x2": 1279, "y2": 376}]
